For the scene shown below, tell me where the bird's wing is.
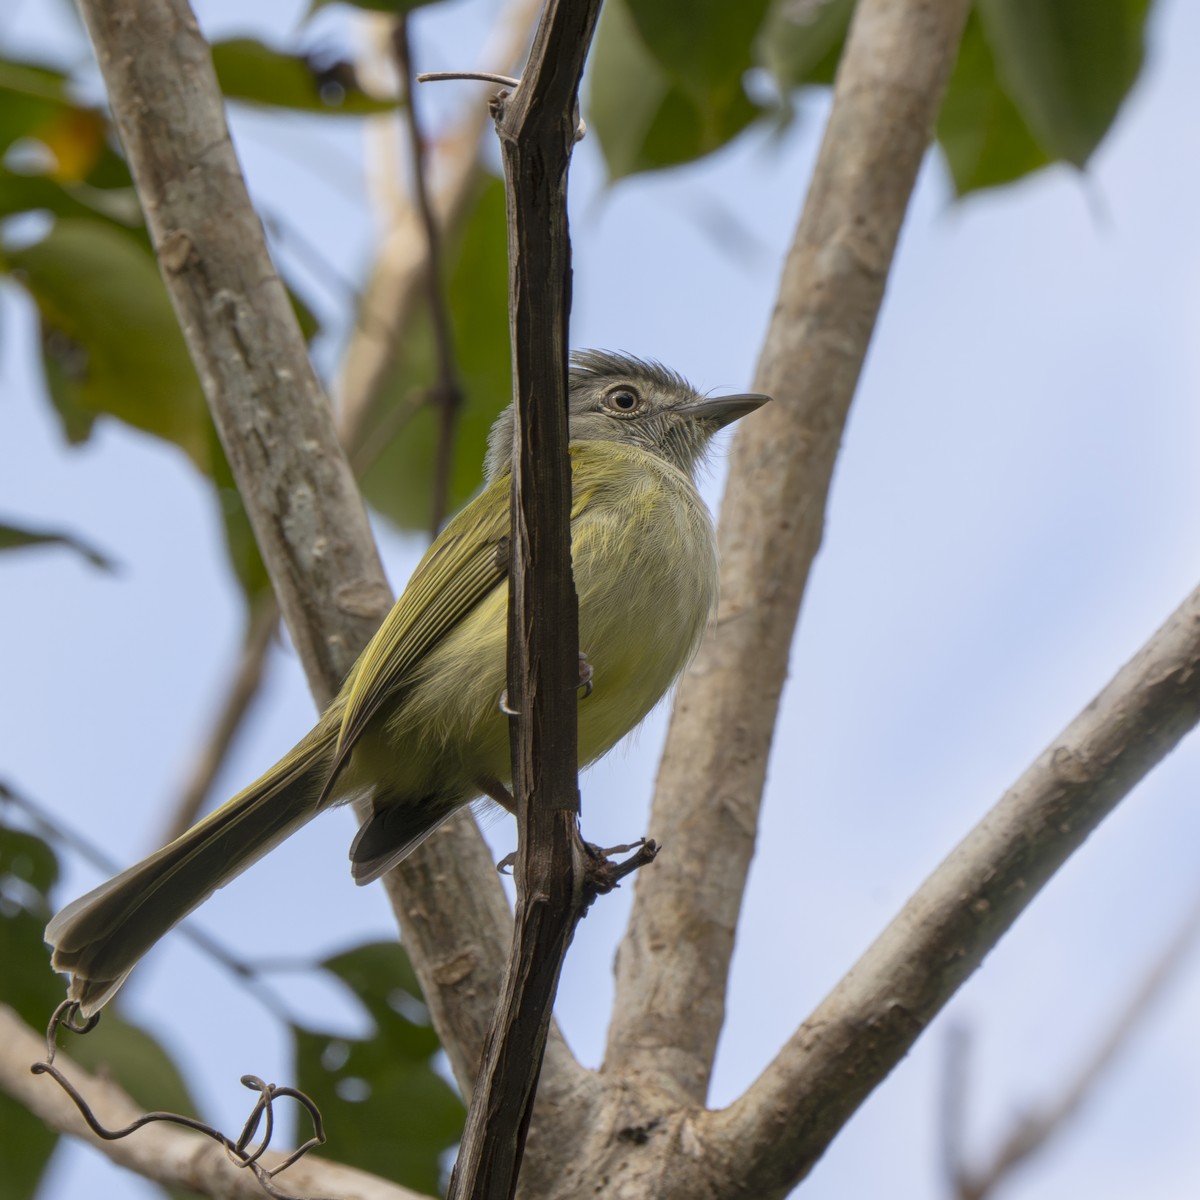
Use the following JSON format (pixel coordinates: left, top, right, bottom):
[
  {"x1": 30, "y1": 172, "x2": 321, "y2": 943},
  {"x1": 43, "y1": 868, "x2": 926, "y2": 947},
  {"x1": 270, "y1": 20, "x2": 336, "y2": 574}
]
[
  {"x1": 332, "y1": 472, "x2": 514, "y2": 765},
  {"x1": 330, "y1": 444, "x2": 605, "y2": 780}
]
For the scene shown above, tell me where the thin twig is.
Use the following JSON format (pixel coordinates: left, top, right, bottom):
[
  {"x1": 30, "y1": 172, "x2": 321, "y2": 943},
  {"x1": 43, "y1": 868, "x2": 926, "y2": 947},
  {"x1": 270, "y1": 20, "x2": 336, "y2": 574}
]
[
  {"x1": 940, "y1": 1025, "x2": 972, "y2": 1198},
  {"x1": 261, "y1": 211, "x2": 360, "y2": 307},
  {"x1": 346, "y1": 385, "x2": 429, "y2": 478},
  {"x1": 417, "y1": 71, "x2": 520, "y2": 87},
  {"x1": 336, "y1": 0, "x2": 542, "y2": 452},
  {"x1": 951, "y1": 891, "x2": 1200, "y2": 1200},
  {"x1": 158, "y1": 594, "x2": 279, "y2": 846},
  {"x1": 32, "y1": 1003, "x2": 328, "y2": 1200},
  {"x1": 1, "y1": 1006, "x2": 423, "y2": 1200},
  {"x1": 392, "y1": 15, "x2": 464, "y2": 538}
]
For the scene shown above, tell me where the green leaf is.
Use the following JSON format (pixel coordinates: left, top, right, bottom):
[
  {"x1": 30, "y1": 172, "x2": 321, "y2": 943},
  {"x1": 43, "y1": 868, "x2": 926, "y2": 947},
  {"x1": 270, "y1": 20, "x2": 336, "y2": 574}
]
[
  {"x1": 70, "y1": 1012, "x2": 199, "y2": 1122},
  {"x1": 937, "y1": 9, "x2": 1050, "y2": 195},
  {"x1": 0, "y1": 821, "x2": 62, "y2": 1028},
  {"x1": 307, "y1": 0, "x2": 439, "y2": 13},
  {"x1": 0, "y1": 60, "x2": 124, "y2": 187},
  {"x1": 589, "y1": 0, "x2": 764, "y2": 179},
  {"x1": 759, "y1": 0, "x2": 855, "y2": 91},
  {"x1": 1, "y1": 217, "x2": 287, "y2": 607},
  {"x1": 976, "y1": 0, "x2": 1150, "y2": 168},
  {"x1": 625, "y1": 0, "x2": 772, "y2": 91},
  {"x1": 3, "y1": 218, "x2": 210, "y2": 468},
  {"x1": 0, "y1": 520, "x2": 117, "y2": 571},
  {"x1": 0, "y1": 60, "x2": 70, "y2": 158},
  {"x1": 360, "y1": 174, "x2": 512, "y2": 531},
  {"x1": 0, "y1": 166, "x2": 141, "y2": 227},
  {"x1": 0, "y1": 822, "x2": 59, "y2": 901},
  {"x1": 0, "y1": 822, "x2": 63, "y2": 1200},
  {"x1": 1, "y1": 817, "x2": 199, "y2": 1200},
  {"x1": 293, "y1": 942, "x2": 464, "y2": 1193},
  {"x1": 211, "y1": 38, "x2": 399, "y2": 115},
  {"x1": 208, "y1": 426, "x2": 272, "y2": 604}
]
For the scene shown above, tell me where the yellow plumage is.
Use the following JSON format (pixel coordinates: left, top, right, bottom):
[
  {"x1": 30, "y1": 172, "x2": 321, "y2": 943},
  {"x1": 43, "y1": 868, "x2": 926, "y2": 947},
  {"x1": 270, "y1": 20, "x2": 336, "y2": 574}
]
[{"x1": 45, "y1": 352, "x2": 766, "y2": 1014}]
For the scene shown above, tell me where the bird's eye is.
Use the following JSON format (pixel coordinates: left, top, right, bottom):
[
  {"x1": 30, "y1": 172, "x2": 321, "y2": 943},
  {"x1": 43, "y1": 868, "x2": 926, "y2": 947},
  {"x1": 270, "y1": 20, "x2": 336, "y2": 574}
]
[{"x1": 605, "y1": 388, "x2": 640, "y2": 415}]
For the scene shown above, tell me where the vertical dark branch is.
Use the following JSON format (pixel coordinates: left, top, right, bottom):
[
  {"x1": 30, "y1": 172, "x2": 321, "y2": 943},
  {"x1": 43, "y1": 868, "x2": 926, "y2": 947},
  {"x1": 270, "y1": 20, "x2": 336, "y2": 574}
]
[
  {"x1": 392, "y1": 15, "x2": 464, "y2": 537},
  {"x1": 445, "y1": 2, "x2": 603, "y2": 1198}
]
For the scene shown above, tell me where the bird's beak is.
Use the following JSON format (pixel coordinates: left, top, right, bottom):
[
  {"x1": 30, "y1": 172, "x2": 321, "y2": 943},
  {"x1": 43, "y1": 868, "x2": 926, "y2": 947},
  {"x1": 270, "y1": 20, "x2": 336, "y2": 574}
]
[{"x1": 683, "y1": 392, "x2": 771, "y2": 429}]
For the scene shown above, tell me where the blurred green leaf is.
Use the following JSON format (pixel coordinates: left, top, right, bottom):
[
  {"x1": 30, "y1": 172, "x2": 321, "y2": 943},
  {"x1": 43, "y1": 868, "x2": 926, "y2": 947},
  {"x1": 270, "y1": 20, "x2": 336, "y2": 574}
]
[
  {"x1": 70, "y1": 1012, "x2": 199, "y2": 1122},
  {"x1": 293, "y1": 942, "x2": 463, "y2": 1193},
  {"x1": 0, "y1": 218, "x2": 278, "y2": 607},
  {"x1": 0, "y1": 166, "x2": 141, "y2": 227},
  {"x1": 360, "y1": 174, "x2": 512, "y2": 531},
  {"x1": 307, "y1": 0, "x2": 440, "y2": 13},
  {"x1": 759, "y1": 0, "x2": 855, "y2": 91},
  {"x1": 0, "y1": 520, "x2": 117, "y2": 571},
  {"x1": 208, "y1": 426, "x2": 272, "y2": 604},
  {"x1": 3, "y1": 218, "x2": 210, "y2": 467},
  {"x1": 1, "y1": 818, "x2": 198, "y2": 1200},
  {"x1": 977, "y1": 0, "x2": 1149, "y2": 168},
  {"x1": 0, "y1": 822, "x2": 64, "y2": 1200},
  {"x1": 211, "y1": 38, "x2": 398, "y2": 115},
  {"x1": 625, "y1": 0, "x2": 771, "y2": 91},
  {"x1": 287, "y1": 282, "x2": 322, "y2": 344},
  {"x1": 0, "y1": 823, "x2": 59, "y2": 942},
  {"x1": 0, "y1": 61, "x2": 123, "y2": 188},
  {"x1": 937, "y1": 9, "x2": 1050, "y2": 195},
  {"x1": 0, "y1": 60, "x2": 70, "y2": 158},
  {"x1": 589, "y1": 0, "x2": 764, "y2": 179}
]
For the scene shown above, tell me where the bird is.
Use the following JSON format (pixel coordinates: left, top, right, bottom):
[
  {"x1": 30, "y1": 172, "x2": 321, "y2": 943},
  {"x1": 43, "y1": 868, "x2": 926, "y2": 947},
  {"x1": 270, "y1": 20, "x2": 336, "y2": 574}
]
[{"x1": 46, "y1": 351, "x2": 769, "y2": 1015}]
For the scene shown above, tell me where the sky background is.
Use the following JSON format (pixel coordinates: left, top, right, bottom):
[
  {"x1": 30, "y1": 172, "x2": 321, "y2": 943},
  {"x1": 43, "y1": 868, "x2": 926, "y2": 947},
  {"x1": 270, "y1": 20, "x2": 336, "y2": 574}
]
[{"x1": 3, "y1": 0, "x2": 1200, "y2": 1197}]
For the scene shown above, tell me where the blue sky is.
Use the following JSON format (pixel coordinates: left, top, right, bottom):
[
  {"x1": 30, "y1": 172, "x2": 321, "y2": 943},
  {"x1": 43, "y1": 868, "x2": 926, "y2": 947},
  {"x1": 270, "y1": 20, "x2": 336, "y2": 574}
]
[{"x1": 3, "y1": 0, "x2": 1199, "y2": 1197}]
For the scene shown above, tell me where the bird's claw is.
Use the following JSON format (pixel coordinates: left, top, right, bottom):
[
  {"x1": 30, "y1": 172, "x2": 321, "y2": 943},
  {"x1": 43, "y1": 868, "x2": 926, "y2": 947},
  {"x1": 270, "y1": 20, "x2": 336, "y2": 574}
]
[{"x1": 498, "y1": 689, "x2": 519, "y2": 716}]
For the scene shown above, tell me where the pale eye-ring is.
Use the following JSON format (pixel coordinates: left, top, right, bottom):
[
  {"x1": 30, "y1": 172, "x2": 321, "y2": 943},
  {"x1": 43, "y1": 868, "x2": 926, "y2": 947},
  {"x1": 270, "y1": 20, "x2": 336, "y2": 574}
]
[{"x1": 604, "y1": 388, "x2": 640, "y2": 415}]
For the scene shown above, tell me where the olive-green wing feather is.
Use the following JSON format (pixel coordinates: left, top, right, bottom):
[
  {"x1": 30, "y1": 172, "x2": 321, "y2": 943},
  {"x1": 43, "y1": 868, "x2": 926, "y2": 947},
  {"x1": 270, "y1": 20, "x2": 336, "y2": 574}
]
[
  {"x1": 333, "y1": 473, "x2": 514, "y2": 762},
  {"x1": 332, "y1": 444, "x2": 605, "y2": 775}
]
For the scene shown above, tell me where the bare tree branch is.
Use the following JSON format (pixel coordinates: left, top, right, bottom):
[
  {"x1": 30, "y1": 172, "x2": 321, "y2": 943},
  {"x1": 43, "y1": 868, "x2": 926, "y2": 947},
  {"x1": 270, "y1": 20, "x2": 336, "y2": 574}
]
[
  {"x1": 949, "y1": 891, "x2": 1200, "y2": 1200},
  {"x1": 691, "y1": 581, "x2": 1200, "y2": 1198},
  {"x1": 158, "y1": 594, "x2": 279, "y2": 847},
  {"x1": 2, "y1": 1006, "x2": 425, "y2": 1200},
  {"x1": 606, "y1": 0, "x2": 972, "y2": 1103},
  {"x1": 79, "y1": 0, "x2": 392, "y2": 698},
  {"x1": 446, "y1": 0, "x2": 605, "y2": 1194}
]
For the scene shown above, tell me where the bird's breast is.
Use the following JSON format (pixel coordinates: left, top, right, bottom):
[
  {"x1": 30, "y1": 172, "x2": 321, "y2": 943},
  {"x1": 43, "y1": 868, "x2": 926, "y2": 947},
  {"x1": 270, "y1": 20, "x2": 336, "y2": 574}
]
[{"x1": 572, "y1": 457, "x2": 718, "y2": 766}]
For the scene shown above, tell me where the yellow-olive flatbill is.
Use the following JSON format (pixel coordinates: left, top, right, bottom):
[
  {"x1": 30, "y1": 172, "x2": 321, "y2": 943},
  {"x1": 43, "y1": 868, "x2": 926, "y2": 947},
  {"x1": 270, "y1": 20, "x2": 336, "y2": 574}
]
[{"x1": 46, "y1": 352, "x2": 769, "y2": 1015}]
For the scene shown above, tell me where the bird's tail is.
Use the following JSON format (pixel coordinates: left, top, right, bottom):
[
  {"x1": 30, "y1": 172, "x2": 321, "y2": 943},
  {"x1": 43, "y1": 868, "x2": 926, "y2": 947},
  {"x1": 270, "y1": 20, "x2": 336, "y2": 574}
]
[{"x1": 45, "y1": 718, "x2": 340, "y2": 1016}]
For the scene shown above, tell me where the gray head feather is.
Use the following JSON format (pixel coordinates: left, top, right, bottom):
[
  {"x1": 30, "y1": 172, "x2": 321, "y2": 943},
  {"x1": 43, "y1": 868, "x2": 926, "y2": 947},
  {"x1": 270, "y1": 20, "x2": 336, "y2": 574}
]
[{"x1": 484, "y1": 351, "x2": 760, "y2": 483}]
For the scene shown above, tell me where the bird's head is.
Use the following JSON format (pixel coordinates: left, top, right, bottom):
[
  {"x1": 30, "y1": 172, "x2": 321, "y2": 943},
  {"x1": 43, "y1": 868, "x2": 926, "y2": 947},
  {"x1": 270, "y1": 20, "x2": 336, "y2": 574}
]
[{"x1": 485, "y1": 351, "x2": 769, "y2": 483}]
